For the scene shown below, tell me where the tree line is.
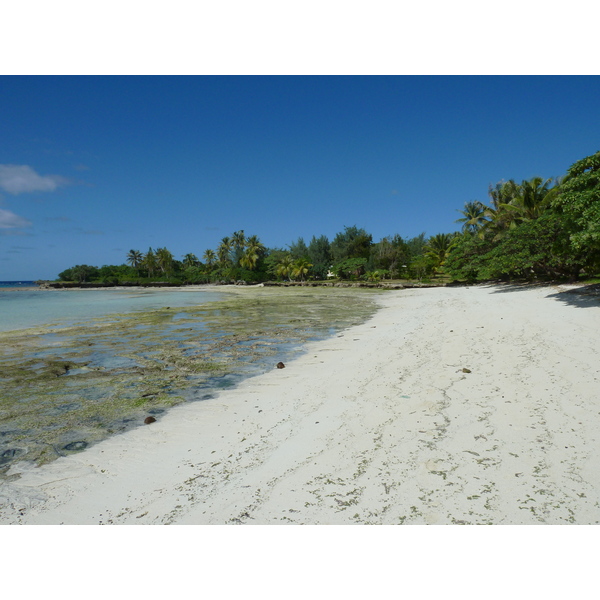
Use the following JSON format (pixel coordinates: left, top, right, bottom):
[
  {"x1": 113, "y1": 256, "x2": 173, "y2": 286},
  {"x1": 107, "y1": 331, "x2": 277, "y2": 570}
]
[
  {"x1": 444, "y1": 149, "x2": 600, "y2": 281},
  {"x1": 57, "y1": 227, "x2": 440, "y2": 285},
  {"x1": 57, "y1": 149, "x2": 599, "y2": 285}
]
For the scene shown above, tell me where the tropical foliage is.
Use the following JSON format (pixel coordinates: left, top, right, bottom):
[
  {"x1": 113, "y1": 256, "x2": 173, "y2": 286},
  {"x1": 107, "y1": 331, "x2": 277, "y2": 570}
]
[
  {"x1": 126, "y1": 249, "x2": 143, "y2": 270},
  {"x1": 445, "y1": 150, "x2": 600, "y2": 281},
  {"x1": 424, "y1": 233, "x2": 457, "y2": 271},
  {"x1": 552, "y1": 150, "x2": 600, "y2": 253},
  {"x1": 55, "y1": 149, "x2": 600, "y2": 286},
  {"x1": 58, "y1": 264, "x2": 100, "y2": 283},
  {"x1": 456, "y1": 201, "x2": 488, "y2": 234}
]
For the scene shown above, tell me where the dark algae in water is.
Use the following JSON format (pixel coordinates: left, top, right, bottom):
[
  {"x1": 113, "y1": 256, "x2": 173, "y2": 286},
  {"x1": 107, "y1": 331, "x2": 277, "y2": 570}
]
[{"x1": 0, "y1": 287, "x2": 380, "y2": 473}]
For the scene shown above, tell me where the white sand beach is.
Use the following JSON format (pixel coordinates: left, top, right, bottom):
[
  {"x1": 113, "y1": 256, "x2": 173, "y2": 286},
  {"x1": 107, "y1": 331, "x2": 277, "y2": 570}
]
[{"x1": 1, "y1": 283, "x2": 600, "y2": 525}]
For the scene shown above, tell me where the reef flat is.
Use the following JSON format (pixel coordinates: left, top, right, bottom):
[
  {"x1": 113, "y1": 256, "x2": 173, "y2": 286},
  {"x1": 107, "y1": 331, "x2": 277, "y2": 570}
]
[{"x1": 0, "y1": 287, "x2": 379, "y2": 474}]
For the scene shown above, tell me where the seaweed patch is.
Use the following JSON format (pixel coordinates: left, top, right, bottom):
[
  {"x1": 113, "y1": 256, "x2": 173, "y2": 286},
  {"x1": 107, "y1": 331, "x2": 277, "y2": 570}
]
[{"x1": 0, "y1": 287, "x2": 379, "y2": 473}]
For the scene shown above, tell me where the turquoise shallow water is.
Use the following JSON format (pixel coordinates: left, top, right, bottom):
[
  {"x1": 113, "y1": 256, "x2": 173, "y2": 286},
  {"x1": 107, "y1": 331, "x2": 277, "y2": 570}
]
[{"x1": 0, "y1": 287, "x2": 225, "y2": 333}]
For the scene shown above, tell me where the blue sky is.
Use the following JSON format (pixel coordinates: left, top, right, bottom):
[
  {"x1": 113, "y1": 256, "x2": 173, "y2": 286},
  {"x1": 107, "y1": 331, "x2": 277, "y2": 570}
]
[{"x1": 1, "y1": 75, "x2": 599, "y2": 280}]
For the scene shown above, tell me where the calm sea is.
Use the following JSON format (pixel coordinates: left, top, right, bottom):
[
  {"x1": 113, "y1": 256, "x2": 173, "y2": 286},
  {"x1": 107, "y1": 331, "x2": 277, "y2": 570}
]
[
  {"x1": 0, "y1": 285, "x2": 226, "y2": 333},
  {"x1": 0, "y1": 280, "x2": 37, "y2": 289}
]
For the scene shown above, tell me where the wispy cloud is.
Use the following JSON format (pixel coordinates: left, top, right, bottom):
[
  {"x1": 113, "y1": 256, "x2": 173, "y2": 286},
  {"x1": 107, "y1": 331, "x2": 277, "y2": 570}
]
[
  {"x1": 0, "y1": 208, "x2": 33, "y2": 229},
  {"x1": 0, "y1": 164, "x2": 71, "y2": 195}
]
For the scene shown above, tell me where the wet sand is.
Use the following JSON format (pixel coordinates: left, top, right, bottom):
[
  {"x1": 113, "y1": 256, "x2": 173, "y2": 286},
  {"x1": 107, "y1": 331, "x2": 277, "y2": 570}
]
[{"x1": 1, "y1": 283, "x2": 599, "y2": 524}]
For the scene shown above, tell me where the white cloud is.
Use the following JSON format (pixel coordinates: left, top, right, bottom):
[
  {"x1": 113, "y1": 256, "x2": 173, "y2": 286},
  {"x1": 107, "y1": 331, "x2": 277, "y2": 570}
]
[
  {"x1": 0, "y1": 164, "x2": 71, "y2": 195},
  {"x1": 0, "y1": 208, "x2": 33, "y2": 229}
]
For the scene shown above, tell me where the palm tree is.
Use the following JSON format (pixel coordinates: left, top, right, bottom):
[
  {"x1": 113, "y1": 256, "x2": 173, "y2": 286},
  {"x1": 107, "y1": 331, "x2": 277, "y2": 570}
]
[
  {"x1": 126, "y1": 249, "x2": 143, "y2": 276},
  {"x1": 156, "y1": 247, "x2": 174, "y2": 276},
  {"x1": 240, "y1": 246, "x2": 259, "y2": 270},
  {"x1": 291, "y1": 258, "x2": 313, "y2": 281},
  {"x1": 203, "y1": 249, "x2": 216, "y2": 269},
  {"x1": 505, "y1": 177, "x2": 560, "y2": 222},
  {"x1": 365, "y1": 270, "x2": 382, "y2": 282},
  {"x1": 424, "y1": 233, "x2": 456, "y2": 270},
  {"x1": 231, "y1": 230, "x2": 246, "y2": 266},
  {"x1": 276, "y1": 255, "x2": 294, "y2": 281},
  {"x1": 481, "y1": 179, "x2": 522, "y2": 239},
  {"x1": 456, "y1": 201, "x2": 488, "y2": 234},
  {"x1": 482, "y1": 177, "x2": 559, "y2": 239},
  {"x1": 217, "y1": 237, "x2": 232, "y2": 267},
  {"x1": 241, "y1": 235, "x2": 266, "y2": 270},
  {"x1": 126, "y1": 249, "x2": 143, "y2": 269},
  {"x1": 488, "y1": 179, "x2": 520, "y2": 211},
  {"x1": 183, "y1": 253, "x2": 199, "y2": 268},
  {"x1": 143, "y1": 247, "x2": 157, "y2": 278},
  {"x1": 246, "y1": 234, "x2": 265, "y2": 253},
  {"x1": 232, "y1": 230, "x2": 246, "y2": 250}
]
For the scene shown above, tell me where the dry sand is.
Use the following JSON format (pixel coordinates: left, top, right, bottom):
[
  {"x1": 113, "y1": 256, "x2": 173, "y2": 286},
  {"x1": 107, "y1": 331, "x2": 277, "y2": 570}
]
[{"x1": 1, "y1": 283, "x2": 599, "y2": 525}]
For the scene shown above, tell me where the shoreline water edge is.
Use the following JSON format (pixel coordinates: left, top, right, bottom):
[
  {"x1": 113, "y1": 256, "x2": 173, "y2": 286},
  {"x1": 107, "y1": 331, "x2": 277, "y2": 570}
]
[
  {"x1": 1, "y1": 283, "x2": 600, "y2": 524},
  {"x1": 0, "y1": 286, "x2": 379, "y2": 474}
]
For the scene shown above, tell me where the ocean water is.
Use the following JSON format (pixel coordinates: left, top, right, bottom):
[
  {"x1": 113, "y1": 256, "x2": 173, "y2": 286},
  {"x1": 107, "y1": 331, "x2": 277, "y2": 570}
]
[
  {"x1": 0, "y1": 280, "x2": 37, "y2": 289},
  {"x1": 0, "y1": 287, "x2": 225, "y2": 333}
]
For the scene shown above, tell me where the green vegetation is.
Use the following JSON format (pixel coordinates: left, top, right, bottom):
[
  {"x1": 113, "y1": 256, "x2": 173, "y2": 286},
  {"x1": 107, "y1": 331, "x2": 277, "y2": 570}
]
[
  {"x1": 445, "y1": 150, "x2": 600, "y2": 282},
  {"x1": 55, "y1": 150, "x2": 600, "y2": 286},
  {"x1": 56, "y1": 227, "x2": 446, "y2": 286}
]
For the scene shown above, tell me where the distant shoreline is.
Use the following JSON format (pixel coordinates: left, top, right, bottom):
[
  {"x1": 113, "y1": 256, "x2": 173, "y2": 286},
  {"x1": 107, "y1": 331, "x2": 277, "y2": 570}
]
[{"x1": 32, "y1": 280, "x2": 443, "y2": 291}]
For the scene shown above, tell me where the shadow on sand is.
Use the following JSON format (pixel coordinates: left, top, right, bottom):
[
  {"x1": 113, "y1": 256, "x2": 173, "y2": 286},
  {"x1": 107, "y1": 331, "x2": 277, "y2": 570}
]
[{"x1": 481, "y1": 281, "x2": 600, "y2": 309}]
